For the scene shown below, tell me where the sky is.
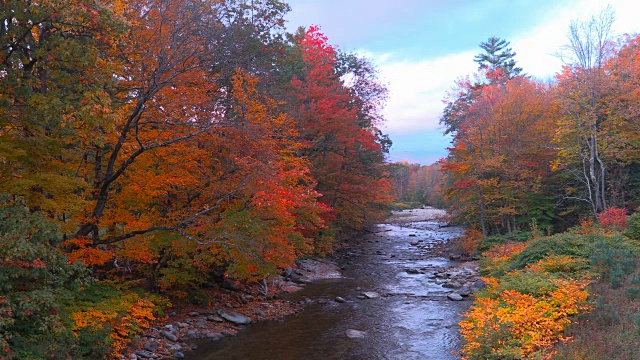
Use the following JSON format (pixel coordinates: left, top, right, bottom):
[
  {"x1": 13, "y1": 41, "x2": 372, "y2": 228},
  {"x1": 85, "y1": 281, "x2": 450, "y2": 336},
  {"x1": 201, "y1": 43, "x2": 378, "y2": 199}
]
[{"x1": 283, "y1": 0, "x2": 640, "y2": 165}]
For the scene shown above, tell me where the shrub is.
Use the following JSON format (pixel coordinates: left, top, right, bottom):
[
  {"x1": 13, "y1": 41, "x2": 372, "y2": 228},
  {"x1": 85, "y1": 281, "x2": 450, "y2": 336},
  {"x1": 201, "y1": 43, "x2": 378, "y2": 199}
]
[
  {"x1": 597, "y1": 207, "x2": 628, "y2": 232},
  {"x1": 623, "y1": 211, "x2": 640, "y2": 240},
  {"x1": 0, "y1": 194, "x2": 89, "y2": 359},
  {"x1": 508, "y1": 233, "x2": 592, "y2": 270},
  {"x1": 589, "y1": 235, "x2": 637, "y2": 288}
]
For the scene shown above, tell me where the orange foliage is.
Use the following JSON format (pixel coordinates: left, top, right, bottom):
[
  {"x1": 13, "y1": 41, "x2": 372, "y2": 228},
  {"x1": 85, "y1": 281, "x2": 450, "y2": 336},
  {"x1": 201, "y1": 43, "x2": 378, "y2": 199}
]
[
  {"x1": 71, "y1": 293, "x2": 158, "y2": 356},
  {"x1": 63, "y1": 237, "x2": 114, "y2": 266},
  {"x1": 482, "y1": 241, "x2": 528, "y2": 260},
  {"x1": 461, "y1": 227, "x2": 484, "y2": 254},
  {"x1": 460, "y1": 255, "x2": 592, "y2": 359}
]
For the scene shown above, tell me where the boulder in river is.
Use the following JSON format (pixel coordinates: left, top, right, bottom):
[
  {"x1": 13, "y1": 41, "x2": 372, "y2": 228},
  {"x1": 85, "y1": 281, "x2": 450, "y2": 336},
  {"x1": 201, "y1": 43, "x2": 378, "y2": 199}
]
[
  {"x1": 442, "y1": 281, "x2": 462, "y2": 289},
  {"x1": 457, "y1": 285, "x2": 473, "y2": 296},
  {"x1": 345, "y1": 329, "x2": 366, "y2": 338},
  {"x1": 361, "y1": 291, "x2": 380, "y2": 299},
  {"x1": 447, "y1": 293, "x2": 464, "y2": 301},
  {"x1": 470, "y1": 279, "x2": 487, "y2": 291},
  {"x1": 218, "y1": 309, "x2": 252, "y2": 325}
]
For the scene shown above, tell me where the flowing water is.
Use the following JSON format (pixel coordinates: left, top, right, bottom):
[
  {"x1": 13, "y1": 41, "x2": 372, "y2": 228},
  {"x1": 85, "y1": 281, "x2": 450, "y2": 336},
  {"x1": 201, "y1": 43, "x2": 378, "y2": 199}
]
[{"x1": 187, "y1": 212, "x2": 468, "y2": 359}]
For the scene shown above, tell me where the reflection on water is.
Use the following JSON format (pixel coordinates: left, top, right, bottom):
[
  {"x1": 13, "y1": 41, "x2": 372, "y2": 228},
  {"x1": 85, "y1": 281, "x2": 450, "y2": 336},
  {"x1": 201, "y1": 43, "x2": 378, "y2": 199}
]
[{"x1": 187, "y1": 220, "x2": 468, "y2": 360}]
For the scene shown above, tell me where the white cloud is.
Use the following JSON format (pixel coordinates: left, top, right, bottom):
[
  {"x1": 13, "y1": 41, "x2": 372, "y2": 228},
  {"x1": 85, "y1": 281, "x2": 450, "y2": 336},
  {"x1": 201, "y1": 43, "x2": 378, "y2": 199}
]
[
  {"x1": 512, "y1": 0, "x2": 640, "y2": 81},
  {"x1": 375, "y1": 51, "x2": 477, "y2": 134},
  {"x1": 373, "y1": 0, "x2": 640, "y2": 138}
]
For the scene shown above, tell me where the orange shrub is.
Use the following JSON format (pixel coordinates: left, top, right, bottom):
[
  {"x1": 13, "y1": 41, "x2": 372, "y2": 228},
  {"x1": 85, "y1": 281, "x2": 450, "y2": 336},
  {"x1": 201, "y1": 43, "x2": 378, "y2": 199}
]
[
  {"x1": 460, "y1": 277, "x2": 591, "y2": 359},
  {"x1": 461, "y1": 226, "x2": 484, "y2": 254},
  {"x1": 71, "y1": 292, "x2": 160, "y2": 356}
]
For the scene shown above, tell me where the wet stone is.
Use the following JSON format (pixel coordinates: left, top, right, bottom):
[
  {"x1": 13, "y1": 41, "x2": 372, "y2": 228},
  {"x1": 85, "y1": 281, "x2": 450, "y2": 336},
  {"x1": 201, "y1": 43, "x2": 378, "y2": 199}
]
[
  {"x1": 447, "y1": 293, "x2": 464, "y2": 301},
  {"x1": 206, "y1": 332, "x2": 224, "y2": 341},
  {"x1": 142, "y1": 341, "x2": 159, "y2": 352},
  {"x1": 185, "y1": 330, "x2": 199, "y2": 339},
  {"x1": 458, "y1": 285, "x2": 473, "y2": 296},
  {"x1": 345, "y1": 329, "x2": 366, "y2": 338},
  {"x1": 218, "y1": 309, "x2": 252, "y2": 325},
  {"x1": 206, "y1": 315, "x2": 224, "y2": 322},
  {"x1": 405, "y1": 268, "x2": 423, "y2": 274},
  {"x1": 442, "y1": 281, "x2": 462, "y2": 289},
  {"x1": 361, "y1": 291, "x2": 380, "y2": 299},
  {"x1": 135, "y1": 350, "x2": 159, "y2": 359},
  {"x1": 161, "y1": 330, "x2": 178, "y2": 342},
  {"x1": 335, "y1": 296, "x2": 346, "y2": 303}
]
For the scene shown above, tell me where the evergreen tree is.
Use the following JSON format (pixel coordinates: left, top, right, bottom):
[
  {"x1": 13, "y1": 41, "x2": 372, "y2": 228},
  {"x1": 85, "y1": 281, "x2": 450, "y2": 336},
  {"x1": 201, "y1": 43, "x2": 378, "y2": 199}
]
[{"x1": 474, "y1": 36, "x2": 523, "y2": 79}]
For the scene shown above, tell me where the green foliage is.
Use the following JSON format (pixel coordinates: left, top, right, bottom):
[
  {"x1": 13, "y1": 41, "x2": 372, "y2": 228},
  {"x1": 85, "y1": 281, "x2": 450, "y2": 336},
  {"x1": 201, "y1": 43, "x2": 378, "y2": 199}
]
[
  {"x1": 479, "y1": 231, "x2": 530, "y2": 253},
  {"x1": 508, "y1": 233, "x2": 592, "y2": 270},
  {"x1": 0, "y1": 194, "x2": 89, "y2": 359},
  {"x1": 464, "y1": 321, "x2": 523, "y2": 360},
  {"x1": 624, "y1": 274, "x2": 640, "y2": 300},
  {"x1": 623, "y1": 211, "x2": 640, "y2": 240},
  {"x1": 494, "y1": 270, "x2": 559, "y2": 297},
  {"x1": 589, "y1": 235, "x2": 637, "y2": 288}
]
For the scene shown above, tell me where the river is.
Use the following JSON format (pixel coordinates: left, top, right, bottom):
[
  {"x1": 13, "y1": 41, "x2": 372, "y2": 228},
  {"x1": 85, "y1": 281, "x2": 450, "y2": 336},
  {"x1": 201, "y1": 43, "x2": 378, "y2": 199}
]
[{"x1": 187, "y1": 209, "x2": 470, "y2": 360}]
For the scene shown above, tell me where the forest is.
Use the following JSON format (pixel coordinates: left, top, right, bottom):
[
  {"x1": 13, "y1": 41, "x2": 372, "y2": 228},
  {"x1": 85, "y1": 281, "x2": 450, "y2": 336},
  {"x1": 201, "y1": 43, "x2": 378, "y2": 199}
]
[
  {"x1": 441, "y1": 7, "x2": 640, "y2": 360},
  {"x1": 1, "y1": 0, "x2": 392, "y2": 358},
  {"x1": 4, "y1": 0, "x2": 640, "y2": 359}
]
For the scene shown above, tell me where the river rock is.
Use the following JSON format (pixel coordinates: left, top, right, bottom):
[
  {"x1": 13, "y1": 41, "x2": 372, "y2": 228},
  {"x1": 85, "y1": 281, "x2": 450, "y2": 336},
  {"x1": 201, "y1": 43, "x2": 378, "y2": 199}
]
[
  {"x1": 173, "y1": 352, "x2": 185, "y2": 359},
  {"x1": 335, "y1": 296, "x2": 346, "y2": 303},
  {"x1": 361, "y1": 291, "x2": 380, "y2": 299},
  {"x1": 457, "y1": 285, "x2": 473, "y2": 296},
  {"x1": 345, "y1": 329, "x2": 366, "y2": 338},
  {"x1": 442, "y1": 281, "x2": 462, "y2": 289},
  {"x1": 188, "y1": 311, "x2": 200, "y2": 317},
  {"x1": 221, "y1": 279, "x2": 241, "y2": 291},
  {"x1": 206, "y1": 332, "x2": 224, "y2": 340},
  {"x1": 128, "y1": 354, "x2": 138, "y2": 360},
  {"x1": 218, "y1": 309, "x2": 252, "y2": 325},
  {"x1": 184, "y1": 330, "x2": 199, "y2": 339},
  {"x1": 135, "y1": 350, "x2": 159, "y2": 359},
  {"x1": 447, "y1": 293, "x2": 464, "y2": 301},
  {"x1": 470, "y1": 279, "x2": 486, "y2": 291},
  {"x1": 176, "y1": 322, "x2": 189, "y2": 328},
  {"x1": 196, "y1": 320, "x2": 208, "y2": 328},
  {"x1": 206, "y1": 315, "x2": 224, "y2": 322},
  {"x1": 166, "y1": 343, "x2": 183, "y2": 351},
  {"x1": 160, "y1": 330, "x2": 178, "y2": 342},
  {"x1": 142, "y1": 341, "x2": 159, "y2": 352}
]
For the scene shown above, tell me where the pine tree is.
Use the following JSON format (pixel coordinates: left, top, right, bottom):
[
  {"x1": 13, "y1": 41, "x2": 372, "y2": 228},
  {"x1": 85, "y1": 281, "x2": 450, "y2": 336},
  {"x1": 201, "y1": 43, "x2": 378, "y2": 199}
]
[{"x1": 474, "y1": 36, "x2": 523, "y2": 80}]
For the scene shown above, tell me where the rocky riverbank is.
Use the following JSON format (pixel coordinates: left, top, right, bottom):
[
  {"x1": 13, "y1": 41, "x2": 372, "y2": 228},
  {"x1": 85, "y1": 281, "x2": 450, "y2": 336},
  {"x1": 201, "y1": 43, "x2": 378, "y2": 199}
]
[
  {"x1": 122, "y1": 207, "x2": 479, "y2": 359},
  {"x1": 121, "y1": 259, "x2": 343, "y2": 360}
]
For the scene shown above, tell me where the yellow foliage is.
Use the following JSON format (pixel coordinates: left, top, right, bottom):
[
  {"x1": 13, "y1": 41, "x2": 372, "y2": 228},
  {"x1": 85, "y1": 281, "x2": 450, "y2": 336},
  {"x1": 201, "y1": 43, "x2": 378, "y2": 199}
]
[
  {"x1": 70, "y1": 293, "x2": 158, "y2": 357},
  {"x1": 460, "y1": 254, "x2": 592, "y2": 359}
]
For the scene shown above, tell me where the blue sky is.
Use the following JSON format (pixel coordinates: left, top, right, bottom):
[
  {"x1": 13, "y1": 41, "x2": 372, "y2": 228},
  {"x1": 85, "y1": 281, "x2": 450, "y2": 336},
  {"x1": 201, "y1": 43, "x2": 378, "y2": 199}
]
[{"x1": 284, "y1": 0, "x2": 640, "y2": 165}]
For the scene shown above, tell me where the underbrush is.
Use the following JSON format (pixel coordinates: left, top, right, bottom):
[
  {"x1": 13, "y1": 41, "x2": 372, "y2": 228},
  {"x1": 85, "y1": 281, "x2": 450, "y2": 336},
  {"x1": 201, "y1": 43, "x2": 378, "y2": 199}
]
[
  {"x1": 460, "y1": 213, "x2": 640, "y2": 359},
  {"x1": 0, "y1": 196, "x2": 167, "y2": 360},
  {"x1": 552, "y1": 261, "x2": 640, "y2": 360}
]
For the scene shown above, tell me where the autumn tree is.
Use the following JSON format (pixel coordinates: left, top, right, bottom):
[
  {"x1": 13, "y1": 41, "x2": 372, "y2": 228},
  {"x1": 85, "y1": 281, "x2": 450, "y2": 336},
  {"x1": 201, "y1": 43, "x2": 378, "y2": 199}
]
[
  {"x1": 287, "y1": 26, "x2": 391, "y2": 234},
  {"x1": 0, "y1": 0, "x2": 128, "y2": 225},
  {"x1": 554, "y1": 6, "x2": 615, "y2": 218},
  {"x1": 441, "y1": 73, "x2": 557, "y2": 234}
]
